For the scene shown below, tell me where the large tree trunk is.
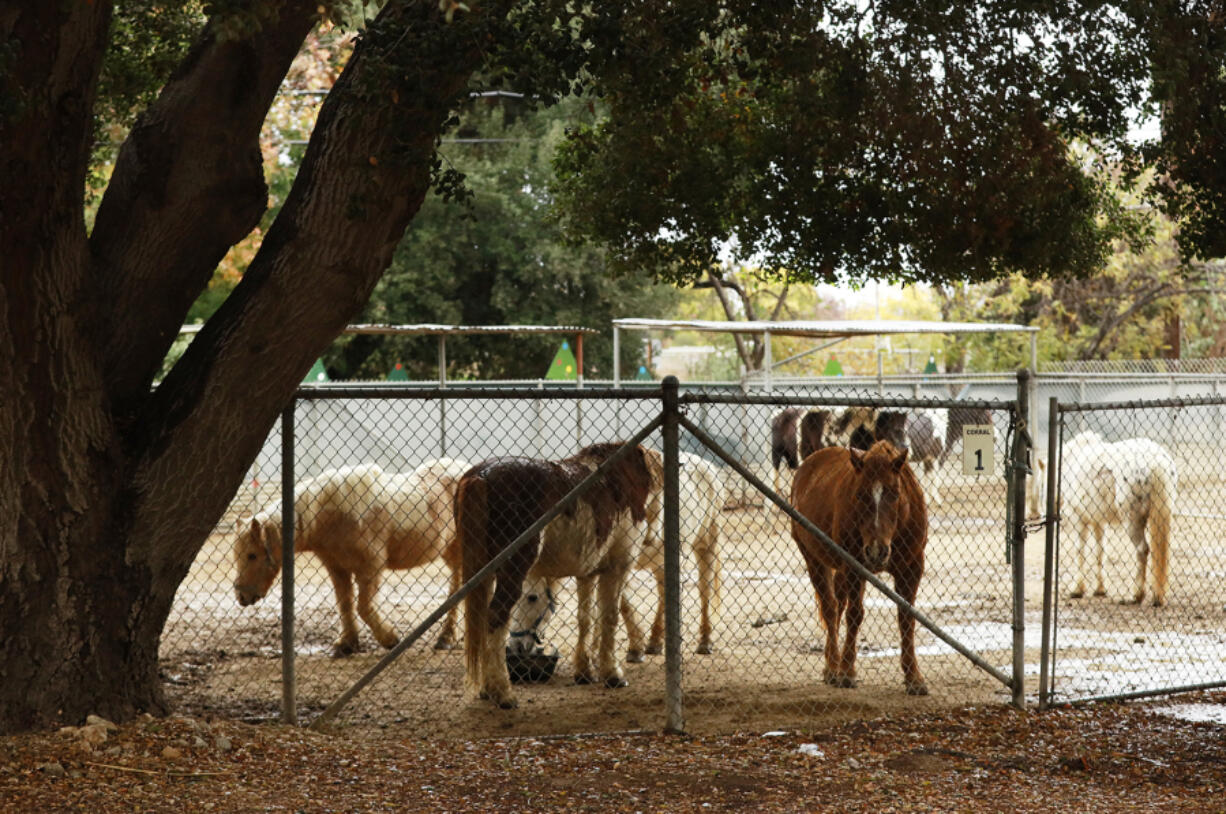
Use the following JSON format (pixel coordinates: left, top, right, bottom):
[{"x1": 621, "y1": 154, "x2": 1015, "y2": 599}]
[{"x1": 0, "y1": 0, "x2": 503, "y2": 733}]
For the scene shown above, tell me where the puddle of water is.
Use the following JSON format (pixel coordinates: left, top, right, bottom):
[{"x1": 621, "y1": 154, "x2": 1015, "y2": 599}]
[{"x1": 1151, "y1": 704, "x2": 1226, "y2": 725}]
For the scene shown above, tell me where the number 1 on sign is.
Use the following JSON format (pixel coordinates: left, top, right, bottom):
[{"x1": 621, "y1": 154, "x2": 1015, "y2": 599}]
[{"x1": 962, "y1": 424, "x2": 994, "y2": 476}]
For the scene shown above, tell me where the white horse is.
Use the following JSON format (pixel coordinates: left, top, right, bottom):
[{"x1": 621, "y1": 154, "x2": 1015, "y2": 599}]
[
  {"x1": 233, "y1": 458, "x2": 471, "y2": 656},
  {"x1": 1061, "y1": 431, "x2": 1177, "y2": 606},
  {"x1": 903, "y1": 408, "x2": 949, "y2": 507}
]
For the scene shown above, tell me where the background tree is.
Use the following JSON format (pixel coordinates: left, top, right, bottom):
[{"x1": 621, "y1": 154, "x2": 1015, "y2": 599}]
[
  {"x1": 326, "y1": 94, "x2": 675, "y2": 381},
  {"x1": 2, "y1": 0, "x2": 1221, "y2": 734}
]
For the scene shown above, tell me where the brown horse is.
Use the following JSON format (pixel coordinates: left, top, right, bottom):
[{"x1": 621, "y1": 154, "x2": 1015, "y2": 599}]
[
  {"x1": 790, "y1": 440, "x2": 930, "y2": 695},
  {"x1": 458, "y1": 443, "x2": 662, "y2": 709}
]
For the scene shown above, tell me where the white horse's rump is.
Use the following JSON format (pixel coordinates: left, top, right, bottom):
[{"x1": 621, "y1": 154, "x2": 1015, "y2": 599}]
[
  {"x1": 233, "y1": 458, "x2": 470, "y2": 656},
  {"x1": 1062, "y1": 432, "x2": 1177, "y2": 606}
]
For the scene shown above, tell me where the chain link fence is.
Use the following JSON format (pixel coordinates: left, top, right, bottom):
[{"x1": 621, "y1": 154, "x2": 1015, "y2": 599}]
[
  {"x1": 1039, "y1": 396, "x2": 1226, "y2": 706},
  {"x1": 162, "y1": 377, "x2": 1044, "y2": 735}
]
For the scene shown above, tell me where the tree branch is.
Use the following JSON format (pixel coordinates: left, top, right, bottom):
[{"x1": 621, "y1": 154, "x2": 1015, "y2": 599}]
[
  {"x1": 126, "y1": 0, "x2": 510, "y2": 573},
  {"x1": 89, "y1": 1, "x2": 320, "y2": 411}
]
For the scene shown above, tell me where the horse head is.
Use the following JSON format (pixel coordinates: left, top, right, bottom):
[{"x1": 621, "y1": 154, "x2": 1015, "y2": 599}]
[
  {"x1": 233, "y1": 513, "x2": 283, "y2": 606},
  {"x1": 873, "y1": 411, "x2": 909, "y2": 451},
  {"x1": 847, "y1": 441, "x2": 910, "y2": 572},
  {"x1": 507, "y1": 576, "x2": 557, "y2": 655}
]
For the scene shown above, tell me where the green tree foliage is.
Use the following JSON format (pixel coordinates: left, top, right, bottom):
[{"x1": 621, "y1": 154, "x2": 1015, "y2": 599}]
[
  {"x1": 325, "y1": 95, "x2": 676, "y2": 380},
  {"x1": 552, "y1": 3, "x2": 1158, "y2": 287}
]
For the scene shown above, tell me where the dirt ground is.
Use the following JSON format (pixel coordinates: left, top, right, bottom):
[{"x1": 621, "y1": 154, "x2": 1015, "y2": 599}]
[
  {"x1": 159, "y1": 451, "x2": 1226, "y2": 740},
  {"x1": 4, "y1": 694, "x2": 1226, "y2": 812}
]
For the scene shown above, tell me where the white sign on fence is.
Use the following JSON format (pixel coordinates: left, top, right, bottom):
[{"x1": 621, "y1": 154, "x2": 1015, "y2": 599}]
[{"x1": 962, "y1": 424, "x2": 995, "y2": 476}]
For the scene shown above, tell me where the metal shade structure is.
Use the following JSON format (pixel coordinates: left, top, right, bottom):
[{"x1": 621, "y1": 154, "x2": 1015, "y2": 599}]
[
  {"x1": 611, "y1": 318, "x2": 1039, "y2": 388},
  {"x1": 341, "y1": 324, "x2": 599, "y2": 387}
]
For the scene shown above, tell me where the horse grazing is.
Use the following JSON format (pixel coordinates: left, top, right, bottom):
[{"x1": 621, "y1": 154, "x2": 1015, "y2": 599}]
[
  {"x1": 1061, "y1": 431, "x2": 1177, "y2": 606},
  {"x1": 233, "y1": 458, "x2": 471, "y2": 657},
  {"x1": 511, "y1": 450, "x2": 725, "y2": 666},
  {"x1": 459, "y1": 443, "x2": 663, "y2": 709},
  {"x1": 769, "y1": 407, "x2": 832, "y2": 498},
  {"x1": 790, "y1": 440, "x2": 930, "y2": 695}
]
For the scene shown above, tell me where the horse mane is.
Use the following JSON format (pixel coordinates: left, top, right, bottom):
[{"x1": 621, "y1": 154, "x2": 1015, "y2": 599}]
[{"x1": 573, "y1": 443, "x2": 660, "y2": 539}]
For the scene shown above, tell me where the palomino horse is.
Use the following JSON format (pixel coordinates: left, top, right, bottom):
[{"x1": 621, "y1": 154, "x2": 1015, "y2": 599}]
[
  {"x1": 459, "y1": 443, "x2": 663, "y2": 709},
  {"x1": 516, "y1": 450, "x2": 725, "y2": 664},
  {"x1": 790, "y1": 440, "x2": 930, "y2": 695},
  {"x1": 233, "y1": 458, "x2": 471, "y2": 657},
  {"x1": 1061, "y1": 431, "x2": 1177, "y2": 606}
]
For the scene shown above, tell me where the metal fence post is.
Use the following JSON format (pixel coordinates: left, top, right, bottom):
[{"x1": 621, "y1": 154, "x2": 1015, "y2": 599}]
[
  {"x1": 1039, "y1": 397, "x2": 1060, "y2": 708},
  {"x1": 1010, "y1": 369, "x2": 1030, "y2": 709},
  {"x1": 662, "y1": 376, "x2": 684, "y2": 733},
  {"x1": 280, "y1": 399, "x2": 297, "y2": 725}
]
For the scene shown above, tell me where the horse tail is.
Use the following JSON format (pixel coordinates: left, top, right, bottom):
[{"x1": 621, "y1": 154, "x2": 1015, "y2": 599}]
[
  {"x1": 1148, "y1": 458, "x2": 1176, "y2": 604},
  {"x1": 458, "y1": 474, "x2": 491, "y2": 692}
]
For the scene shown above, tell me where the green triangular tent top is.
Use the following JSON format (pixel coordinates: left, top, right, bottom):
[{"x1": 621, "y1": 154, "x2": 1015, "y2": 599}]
[
  {"x1": 545, "y1": 340, "x2": 579, "y2": 380},
  {"x1": 822, "y1": 357, "x2": 844, "y2": 376},
  {"x1": 304, "y1": 359, "x2": 329, "y2": 383},
  {"x1": 923, "y1": 354, "x2": 939, "y2": 374},
  {"x1": 387, "y1": 361, "x2": 409, "y2": 381},
  {"x1": 634, "y1": 365, "x2": 653, "y2": 381}
]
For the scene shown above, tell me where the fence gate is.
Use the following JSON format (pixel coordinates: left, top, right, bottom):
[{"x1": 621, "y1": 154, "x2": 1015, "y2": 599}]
[{"x1": 1040, "y1": 395, "x2": 1226, "y2": 707}]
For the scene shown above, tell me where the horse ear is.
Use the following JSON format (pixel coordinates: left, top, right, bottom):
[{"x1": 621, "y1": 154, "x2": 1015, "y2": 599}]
[
  {"x1": 249, "y1": 517, "x2": 261, "y2": 537},
  {"x1": 848, "y1": 449, "x2": 865, "y2": 471},
  {"x1": 892, "y1": 448, "x2": 909, "y2": 470}
]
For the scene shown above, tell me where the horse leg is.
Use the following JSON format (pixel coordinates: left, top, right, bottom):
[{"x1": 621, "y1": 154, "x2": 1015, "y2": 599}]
[
  {"x1": 1125, "y1": 511, "x2": 1150, "y2": 605},
  {"x1": 354, "y1": 569, "x2": 399, "y2": 650},
  {"x1": 323, "y1": 563, "x2": 362, "y2": 657},
  {"x1": 596, "y1": 568, "x2": 629, "y2": 688},
  {"x1": 693, "y1": 531, "x2": 721, "y2": 655},
  {"x1": 434, "y1": 542, "x2": 462, "y2": 651},
  {"x1": 830, "y1": 570, "x2": 864, "y2": 688},
  {"x1": 805, "y1": 558, "x2": 841, "y2": 683},
  {"x1": 924, "y1": 460, "x2": 942, "y2": 508},
  {"x1": 574, "y1": 576, "x2": 596, "y2": 684},
  {"x1": 479, "y1": 569, "x2": 524, "y2": 709},
  {"x1": 1092, "y1": 522, "x2": 1108, "y2": 597},
  {"x1": 1070, "y1": 522, "x2": 1089, "y2": 598},
  {"x1": 894, "y1": 562, "x2": 929, "y2": 696},
  {"x1": 620, "y1": 588, "x2": 649, "y2": 664}
]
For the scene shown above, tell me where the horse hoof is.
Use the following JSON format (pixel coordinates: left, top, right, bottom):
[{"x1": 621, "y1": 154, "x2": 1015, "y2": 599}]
[
  {"x1": 433, "y1": 639, "x2": 459, "y2": 651},
  {"x1": 1093, "y1": 588, "x2": 1108, "y2": 597},
  {"x1": 906, "y1": 681, "x2": 930, "y2": 696},
  {"x1": 644, "y1": 644, "x2": 662, "y2": 656},
  {"x1": 695, "y1": 643, "x2": 712, "y2": 656},
  {"x1": 604, "y1": 675, "x2": 629, "y2": 689},
  {"x1": 1152, "y1": 597, "x2": 1167, "y2": 608},
  {"x1": 330, "y1": 642, "x2": 359, "y2": 658},
  {"x1": 1068, "y1": 589, "x2": 1085, "y2": 599},
  {"x1": 378, "y1": 637, "x2": 400, "y2": 650},
  {"x1": 825, "y1": 675, "x2": 857, "y2": 689},
  {"x1": 574, "y1": 672, "x2": 594, "y2": 685},
  {"x1": 497, "y1": 698, "x2": 519, "y2": 710},
  {"x1": 626, "y1": 650, "x2": 644, "y2": 664}
]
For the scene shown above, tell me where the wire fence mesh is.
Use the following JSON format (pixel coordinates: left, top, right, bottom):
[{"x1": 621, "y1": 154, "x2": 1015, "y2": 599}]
[
  {"x1": 1043, "y1": 398, "x2": 1226, "y2": 705},
  {"x1": 161, "y1": 381, "x2": 1039, "y2": 736}
]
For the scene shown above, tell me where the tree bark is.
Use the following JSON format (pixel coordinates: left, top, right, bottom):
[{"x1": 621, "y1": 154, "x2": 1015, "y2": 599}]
[{"x1": 0, "y1": 0, "x2": 505, "y2": 733}]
